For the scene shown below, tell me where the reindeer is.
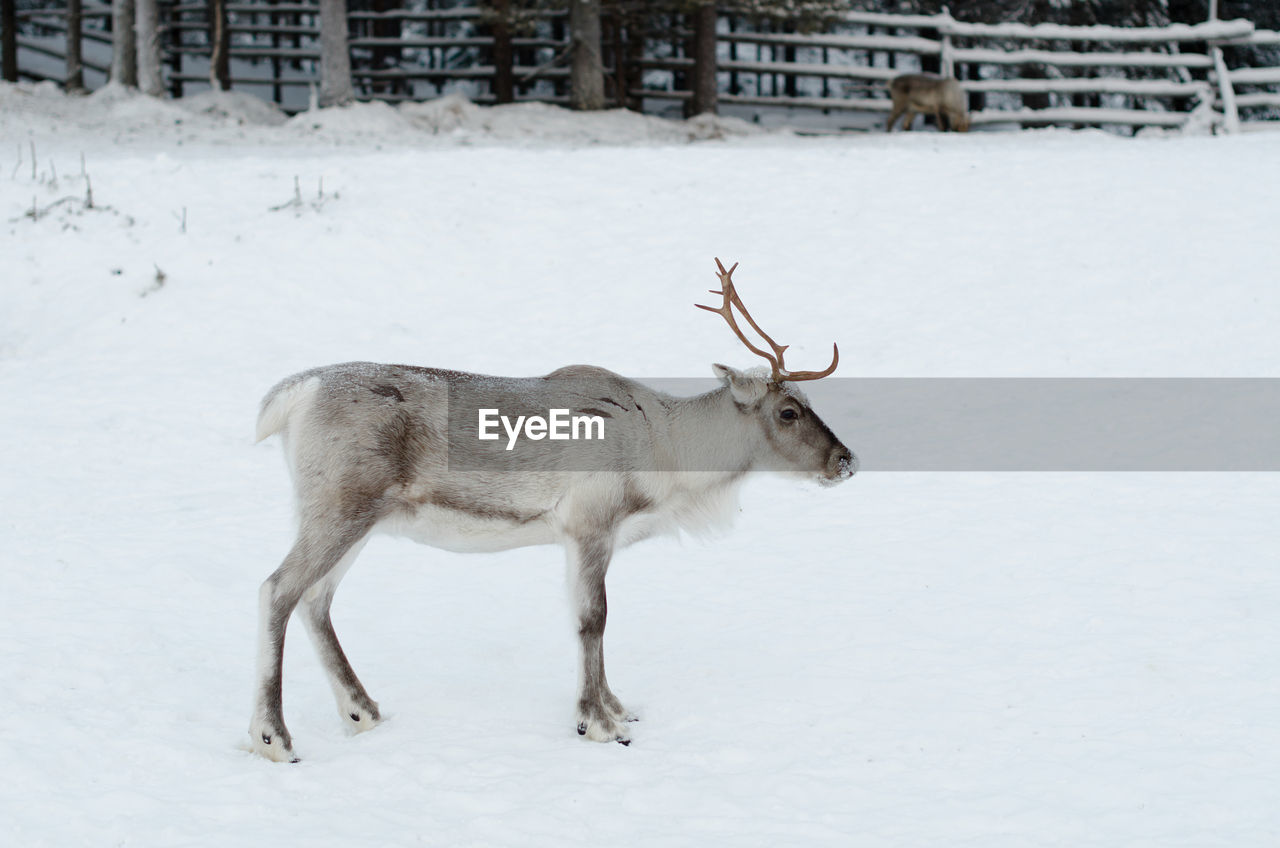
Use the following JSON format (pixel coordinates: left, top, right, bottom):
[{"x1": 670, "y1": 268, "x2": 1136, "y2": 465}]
[
  {"x1": 887, "y1": 73, "x2": 971, "y2": 133},
  {"x1": 249, "y1": 259, "x2": 856, "y2": 762}
]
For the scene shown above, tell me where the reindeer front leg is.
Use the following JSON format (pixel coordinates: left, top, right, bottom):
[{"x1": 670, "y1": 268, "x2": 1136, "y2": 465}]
[{"x1": 568, "y1": 534, "x2": 635, "y2": 745}]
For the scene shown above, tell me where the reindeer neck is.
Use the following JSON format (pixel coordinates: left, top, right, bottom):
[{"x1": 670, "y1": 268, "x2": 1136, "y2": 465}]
[{"x1": 663, "y1": 386, "x2": 760, "y2": 478}]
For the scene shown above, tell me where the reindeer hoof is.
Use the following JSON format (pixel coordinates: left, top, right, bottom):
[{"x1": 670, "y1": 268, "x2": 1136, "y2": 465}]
[
  {"x1": 339, "y1": 695, "x2": 381, "y2": 734},
  {"x1": 576, "y1": 714, "x2": 630, "y2": 745},
  {"x1": 249, "y1": 723, "x2": 297, "y2": 763}
]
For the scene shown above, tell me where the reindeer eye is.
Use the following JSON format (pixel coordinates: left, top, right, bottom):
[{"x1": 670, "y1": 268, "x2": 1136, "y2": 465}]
[{"x1": 779, "y1": 408, "x2": 799, "y2": 421}]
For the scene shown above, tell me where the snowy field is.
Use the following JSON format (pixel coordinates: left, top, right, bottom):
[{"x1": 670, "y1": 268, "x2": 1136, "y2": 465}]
[{"x1": 2, "y1": 81, "x2": 1279, "y2": 846}]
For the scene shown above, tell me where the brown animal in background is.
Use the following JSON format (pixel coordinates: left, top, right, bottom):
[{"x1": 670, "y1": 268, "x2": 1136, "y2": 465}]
[{"x1": 887, "y1": 73, "x2": 971, "y2": 133}]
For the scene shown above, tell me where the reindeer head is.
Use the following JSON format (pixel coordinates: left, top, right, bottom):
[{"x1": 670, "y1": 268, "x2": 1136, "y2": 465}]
[{"x1": 698, "y1": 259, "x2": 857, "y2": 485}]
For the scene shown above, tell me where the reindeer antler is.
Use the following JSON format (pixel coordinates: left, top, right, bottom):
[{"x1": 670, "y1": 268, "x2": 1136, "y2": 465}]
[{"x1": 695, "y1": 257, "x2": 839, "y2": 383}]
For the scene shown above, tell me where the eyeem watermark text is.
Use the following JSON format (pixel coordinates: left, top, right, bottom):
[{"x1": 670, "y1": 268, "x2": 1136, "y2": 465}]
[{"x1": 478, "y1": 409, "x2": 606, "y2": 451}]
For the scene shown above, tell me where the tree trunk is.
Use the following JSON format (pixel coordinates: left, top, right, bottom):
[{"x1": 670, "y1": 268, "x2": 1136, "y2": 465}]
[
  {"x1": 319, "y1": 0, "x2": 355, "y2": 106},
  {"x1": 491, "y1": 0, "x2": 514, "y2": 104},
  {"x1": 136, "y1": 0, "x2": 163, "y2": 96},
  {"x1": 690, "y1": 3, "x2": 717, "y2": 115},
  {"x1": 209, "y1": 0, "x2": 229, "y2": 90},
  {"x1": 569, "y1": 0, "x2": 605, "y2": 110},
  {"x1": 2, "y1": 0, "x2": 18, "y2": 83},
  {"x1": 66, "y1": 0, "x2": 84, "y2": 91},
  {"x1": 111, "y1": 0, "x2": 138, "y2": 87}
]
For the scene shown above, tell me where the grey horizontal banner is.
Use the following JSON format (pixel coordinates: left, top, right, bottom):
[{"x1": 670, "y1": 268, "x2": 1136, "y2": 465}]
[
  {"x1": 803, "y1": 378, "x2": 1280, "y2": 471},
  {"x1": 445, "y1": 378, "x2": 1280, "y2": 472}
]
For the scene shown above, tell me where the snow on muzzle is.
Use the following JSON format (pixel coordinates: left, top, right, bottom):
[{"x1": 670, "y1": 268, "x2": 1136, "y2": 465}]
[{"x1": 824, "y1": 445, "x2": 858, "y2": 484}]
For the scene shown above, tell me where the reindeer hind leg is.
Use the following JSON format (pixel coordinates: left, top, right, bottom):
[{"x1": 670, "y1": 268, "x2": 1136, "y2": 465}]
[
  {"x1": 300, "y1": 540, "x2": 382, "y2": 735},
  {"x1": 249, "y1": 504, "x2": 379, "y2": 762},
  {"x1": 886, "y1": 102, "x2": 905, "y2": 132}
]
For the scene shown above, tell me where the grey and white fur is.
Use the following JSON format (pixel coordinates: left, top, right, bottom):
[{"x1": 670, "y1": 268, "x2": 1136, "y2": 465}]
[{"x1": 249, "y1": 361, "x2": 855, "y2": 762}]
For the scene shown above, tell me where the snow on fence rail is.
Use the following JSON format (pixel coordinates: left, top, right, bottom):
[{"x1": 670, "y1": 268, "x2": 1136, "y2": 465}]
[{"x1": 3, "y1": 2, "x2": 1278, "y2": 132}]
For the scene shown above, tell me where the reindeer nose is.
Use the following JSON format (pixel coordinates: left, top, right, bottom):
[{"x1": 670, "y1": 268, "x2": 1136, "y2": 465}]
[{"x1": 829, "y1": 446, "x2": 858, "y2": 478}]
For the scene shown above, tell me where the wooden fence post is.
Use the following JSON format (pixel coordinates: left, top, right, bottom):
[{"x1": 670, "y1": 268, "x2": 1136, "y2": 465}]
[
  {"x1": 270, "y1": 1, "x2": 282, "y2": 104},
  {"x1": 1212, "y1": 45, "x2": 1240, "y2": 132},
  {"x1": 938, "y1": 6, "x2": 954, "y2": 78},
  {"x1": 609, "y1": 6, "x2": 626, "y2": 108},
  {"x1": 0, "y1": 0, "x2": 14, "y2": 84},
  {"x1": 370, "y1": 0, "x2": 402, "y2": 96},
  {"x1": 491, "y1": 0, "x2": 514, "y2": 104},
  {"x1": 624, "y1": 4, "x2": 644, "y2": 110},
  {"x1": 66, "y1": 0, "x2": 84, "y2": 91},
  {"x1": 1207, "y1": 2, "x2": 1239, "y2": 133},
  {"x1": 690, "y1": 1, "x2": 717, "y2": 115},
  {"x1": 167, "y1": 5, "x2": 183, "y2": 97}
]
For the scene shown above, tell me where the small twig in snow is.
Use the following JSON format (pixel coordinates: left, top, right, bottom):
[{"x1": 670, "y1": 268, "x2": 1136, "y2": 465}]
[
  {"x1": 270, "y1": 175, "x2": 337, "y2": 215},
  {"x1": 270, "y1": 176, "x2": 304, "y2": 212},
  {"x1": 141, "y1": 265, "x2": 168, "y2": 297},
  {"x1": 24, "y1": 195, "x2": 80, "y2": 220}
]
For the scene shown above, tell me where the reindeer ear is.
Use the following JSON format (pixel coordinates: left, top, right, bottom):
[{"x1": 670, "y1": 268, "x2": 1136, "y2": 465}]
[
  {"x1": 711, "y1": 363, "x2": 736, "y2": 383},
  {"x1": 712, "y1": 363, "x2": 767, "y2": 405}
]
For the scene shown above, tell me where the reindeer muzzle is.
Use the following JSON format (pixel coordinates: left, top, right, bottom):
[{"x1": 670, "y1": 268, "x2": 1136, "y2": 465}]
[{"x1": 826, "y1": 446, "x2": 858, "y2": 482}]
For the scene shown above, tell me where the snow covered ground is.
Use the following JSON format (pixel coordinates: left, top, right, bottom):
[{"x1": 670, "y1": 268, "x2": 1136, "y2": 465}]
[{"x1": 2, "y1": 82, "x2": 1279, "y2": 846}]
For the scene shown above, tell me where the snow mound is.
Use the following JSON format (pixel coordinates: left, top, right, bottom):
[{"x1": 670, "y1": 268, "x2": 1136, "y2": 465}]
[
  {"x1": 178, "y1": 90, "x2": 288, "y2": 127},
  {"x1": 399, "y1": 95, "x2": 770, "y2": 145},
  {"x1": 685, "y1": 112, "x2": 765, "y2": 140},
  {"x1": 2, "y1": 83, "x2": 774, "y2": 148},
  {"x1": 482, "y1": 102, "x2": 687, "y2": 144},
  {"x1": 91, "y1": 84, "x2": 195, "y2": 128},
  {"x1": 285, "y1": 100, "x2": 417, "y2": 140},
  {"x1": 399, "y1": 93, "x2": 484, "y2": 135},
  {"x1": 0, "y1": 79, "x2": 63, "y2": 105}
]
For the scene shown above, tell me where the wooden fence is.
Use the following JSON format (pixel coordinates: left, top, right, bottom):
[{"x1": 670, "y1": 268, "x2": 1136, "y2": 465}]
[
  {"x1": 4, "y1": 2, "x2": 1279, "y2": 132},
  {"x1": 636, "y1": 9, "x2": 1280, "y2": 132},
  {"x1": 6, "y1": 1, "x2": 583, "y2": 110}
]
